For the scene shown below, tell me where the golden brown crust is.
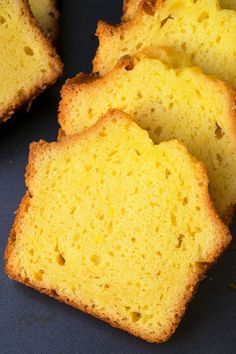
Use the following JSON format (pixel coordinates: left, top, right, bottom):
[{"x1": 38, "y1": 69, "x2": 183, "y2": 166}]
[
  {"x1": 57, "y1": 128, "x2": 66, "y2": 140},
  {"x1": 57, "y1": 73, "x2": 99, "y2": 134},
  {"x1": 0, "y1": 0, "x2": 63, "y2": 122},
  {"x1": 5, "y1": 110, "x2": 232, "y2": 343},
  {"x1": 63, "y1": 73, "x2": 100, "y2": 88}
]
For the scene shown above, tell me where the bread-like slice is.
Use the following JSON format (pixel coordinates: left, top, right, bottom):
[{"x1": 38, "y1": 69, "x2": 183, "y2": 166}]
[
  {"x1": 0, "y1": 0, "x2": 62, "y2": 122},
  {"x1": 5, "y1": 110, "x2": 231, "y2": 343},
  {"x1": 93, "y1": 0, "x2": 236, "y2": 83},
  {"x1": 59, "y1": 48, "x2": 236, "y2": 220},
  {"x1": 122, "y1": 0, "x2": 236, "y2": 21},
  {"x1": 29, "y1": 0, "x2": 59, "y2": 41}
]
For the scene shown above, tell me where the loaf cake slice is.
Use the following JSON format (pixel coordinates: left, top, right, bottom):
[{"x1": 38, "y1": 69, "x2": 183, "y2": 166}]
[
  {"x1": 29, "y1": 0, "x2": 59, "y2": 41},
  {"x1": 122, "y1": 0, "x2": 236, "y2": 21},
  {"x1": 93, "y1": 0, "x2": 236, "y2": 84},
  {"x1": 59, "y1": 48, "x2": 236, "y2": 220},
  {"x1": 5, "y1": 110, "x2": 231, "y2": 343},
  {"x1": 0, "y1": 0, "x2": 62, "y2": 122}
]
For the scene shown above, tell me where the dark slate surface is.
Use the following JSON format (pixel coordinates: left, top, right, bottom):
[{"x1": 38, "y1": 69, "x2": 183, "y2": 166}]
[{"x1": 0, "y1": 1, "x2": 235, "y2": 353}]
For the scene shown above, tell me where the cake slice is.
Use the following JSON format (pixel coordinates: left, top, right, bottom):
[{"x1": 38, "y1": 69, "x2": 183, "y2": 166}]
[
  {"x1": 122, "y1": 0, "x2": 236, "y2": 21},
  {"x1": 0, "y1": 0, "x2": 62, "y2": 122},
  {"x1": 93, "y1": 0, "x2": 236, "y2": 84},
  {"x1": 59, "y1": 48, "x2": 236, "y2": 220},
  {"x1": 29, "y1": 0, "x2": 59, "y2": 41},
  {"x1": 5, "y1": 110, "x2": 231, "y2": 343}
]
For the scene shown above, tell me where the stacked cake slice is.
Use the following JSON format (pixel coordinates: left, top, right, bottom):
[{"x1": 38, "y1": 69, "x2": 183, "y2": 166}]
[
  {"x1": 59, "y1": 47, "x2": 236, "y2": 220},
  {"x1": 93, "y1": 0, "x2": 236, "y2": 85}
]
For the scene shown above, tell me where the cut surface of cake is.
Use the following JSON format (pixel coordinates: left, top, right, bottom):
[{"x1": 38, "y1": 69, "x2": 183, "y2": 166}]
[
  {"x1": 122, "y1": 0, "x2": 236, "y2": 21},
  {"x1": 59, "y1": 48, "x2": 236, "y2": 220},
  {"x1": 5, "y1": 110, "x2": 231, "y2": 343},
  {"x1": 0, "y1": 0, "x2": 62, "y2": 122},
  {"x1": 93, "y1": 0, "x2": 236, "y2": 86},
  {"x1": 29, "y1": 0, "x2": 59, "y2": 41}
]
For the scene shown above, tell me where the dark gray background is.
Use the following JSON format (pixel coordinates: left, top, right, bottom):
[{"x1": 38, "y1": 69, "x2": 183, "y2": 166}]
[{"x1": 0, "y1": 1, "x2": 235, "y2": 353}]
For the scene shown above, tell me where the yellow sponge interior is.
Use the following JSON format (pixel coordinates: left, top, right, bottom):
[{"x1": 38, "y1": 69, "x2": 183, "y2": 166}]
[
  {"x1": 6, "y1": 112, "x2": 230, "y2": 342},
  {"x1": 59, "y1": 49, "x2": 236, "y2": 219},
  {"x1": 123, "y1": 0, "x2": 236, "y2": 21},
  {"x1": 94, "y1": 0, "x2": 236, "y2": 88}
]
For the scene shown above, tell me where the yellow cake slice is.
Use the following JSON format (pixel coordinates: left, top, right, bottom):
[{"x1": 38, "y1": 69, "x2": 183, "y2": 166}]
[
  {"x1": 0, "y1": 0, "x2": 62, "y2": 122},
  {"x1": 122, "y1": 0, "x2": 236, "y2": 21},
  {"x1": 5, "y1": 110, "x2": 231, "y2": 343},
  {"x1": 93, "y1": 0, "x2": 236, "y2": 84},
  {"x1": 59, "y1": 48, "x2": 236, "y2": 220},
  {"x1": 29, "y1": 0, "x2": 59, "y2": 41}
]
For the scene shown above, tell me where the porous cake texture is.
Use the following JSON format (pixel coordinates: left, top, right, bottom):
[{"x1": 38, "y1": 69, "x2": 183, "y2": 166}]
[
  {"x1": 5, "y1": 110, "x2": 231, "y2": 343},
  {"x1": 93, "y1": 0, "x2": 236, "y2": 87},
  {"x1": 29, "y1": 0, "x2": 59, "y2": 41},
  {"x1": 59, "y1": 48, "x2": 236, "y2": 220},
  {"x1": 0, "y1": 0, "x2": 62, "y2": 122},
  {"x1": 122, "y1": 0, "x2": 236, "y2": 21}
]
